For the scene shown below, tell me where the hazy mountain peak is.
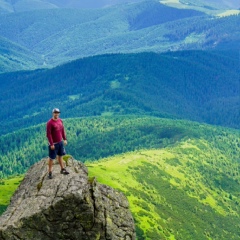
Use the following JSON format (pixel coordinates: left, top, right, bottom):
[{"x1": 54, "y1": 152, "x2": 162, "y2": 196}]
[
  {"x1": 0, "y1": 0, "x2": 239, "y2": 14},
  {"x1": 160, "y1": 0, "x2": 240, "y2": 9},
  {"x1": 0, "y1": 0, "x2": 145, "y2": 13}
]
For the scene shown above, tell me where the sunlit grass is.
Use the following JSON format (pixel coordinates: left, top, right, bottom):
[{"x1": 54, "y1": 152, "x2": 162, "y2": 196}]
[
  {"x1": 87, "y1": 138, "x2": 239, "y2": 239},
  {"x1": 217, "y1": 10, "x2": 240, "y2": 17},
  {"x1": 0, "y1": 176, "x2": 23, "y2": 205}
]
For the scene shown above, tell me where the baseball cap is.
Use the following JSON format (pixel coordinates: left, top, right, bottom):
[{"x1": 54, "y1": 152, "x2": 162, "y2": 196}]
[{"x1": 52, "y1": 108, "x2": 60, "y2": 113}]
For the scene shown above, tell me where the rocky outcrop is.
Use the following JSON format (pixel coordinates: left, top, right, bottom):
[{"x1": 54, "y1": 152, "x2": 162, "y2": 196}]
[{"x1": 0, "y1": 157, "x2": 136, "y2": 240}]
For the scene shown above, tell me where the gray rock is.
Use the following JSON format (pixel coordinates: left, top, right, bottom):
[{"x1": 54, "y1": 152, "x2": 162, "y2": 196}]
[{"x1": 0, "y1": 157, "x2": 136, "y2": 240}]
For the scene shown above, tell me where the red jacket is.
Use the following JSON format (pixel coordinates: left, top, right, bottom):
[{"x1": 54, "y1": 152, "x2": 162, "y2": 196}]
[{"x1": 46, "y1": 118, "x2": 66, "y2": 146}]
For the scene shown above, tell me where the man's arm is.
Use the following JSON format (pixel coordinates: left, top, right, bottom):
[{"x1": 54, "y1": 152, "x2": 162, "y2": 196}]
[{"x1": 46, "y1": 121, "x2": 54, "y2": 146}]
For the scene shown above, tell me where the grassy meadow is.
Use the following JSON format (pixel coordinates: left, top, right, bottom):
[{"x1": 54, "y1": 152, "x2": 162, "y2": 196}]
[
  {"x1": 86, "y1": 138, "x2": 239, "y2": 239},
  {"x1": 0, "y1": 176, "x2": 23, "y2": 214}
]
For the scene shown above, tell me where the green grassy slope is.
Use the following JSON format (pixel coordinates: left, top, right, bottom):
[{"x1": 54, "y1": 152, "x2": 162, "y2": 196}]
[
  {"x1": 0, "y1": 116, "x2": 239, "y2": 239},
  {"x1": 0, "y1": 176, "x2": 23, "y2": 215},
  {"x1": 0, "y1": 51, "x2": 239, "y2": 136},
  {"x1": 87, "y1": 142, "x2": 239, "y2": 239}
]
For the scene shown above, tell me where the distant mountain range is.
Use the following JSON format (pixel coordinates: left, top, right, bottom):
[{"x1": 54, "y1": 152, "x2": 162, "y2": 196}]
[
  {"x1": 0, "y1": 0, "x2": 239, "y2": 14},
  {"x1": 0, "y1": 0, "x2": 239, "y2": 137},
  {"x1": 0, "y1": 0, "x2": 144, "y2": 13},
  {"x1": 0, "y1": 50, "x2": 239, "y2": 136},
  {"x1": 160, "y1": 0, "x2": 240, "y2": 10},
  {"x1": 0, "y1": 0, "x2": 239, "y2": 73},
  {"x1": 0, "y1": 36, "x2": 41, "y2": 72}
]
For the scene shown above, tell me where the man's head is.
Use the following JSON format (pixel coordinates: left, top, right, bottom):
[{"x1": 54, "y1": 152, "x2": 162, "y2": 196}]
[{"x1": 52, "y1": 108, "x2": 60, "y2": 120}]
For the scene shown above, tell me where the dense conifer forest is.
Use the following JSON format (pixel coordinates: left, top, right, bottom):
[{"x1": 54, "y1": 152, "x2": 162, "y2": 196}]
[
  {"x1": 0, "y1": 115, "x2": 239, "y2": 179},
  {"x1": 0, "y1": 51, "x2": 239, "y2": 137}
]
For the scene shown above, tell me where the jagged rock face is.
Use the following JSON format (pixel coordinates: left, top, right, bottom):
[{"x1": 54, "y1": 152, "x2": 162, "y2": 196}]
[{"x1": 0, "y1": 157, "x2": 136, "y2": 240}]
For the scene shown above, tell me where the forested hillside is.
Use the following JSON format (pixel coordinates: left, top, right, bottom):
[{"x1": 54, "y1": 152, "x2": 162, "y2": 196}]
[
  {"x1": 0, "y1": 51, "x2": 239, "y2": 136},
  {"x1": 0, "y1": 1, "x2": 239, "y2": 72},
  {"x1": 0, "y1": 115, "x2": 239, "y2": 178},
  {"x1": 0, "y1": 116, "x2": 193, "y2": 177},
  {"x1": 0, "y1": 115, "x2": 239, "y2": 239},
  {"x1": 0, "y1": 0, "x2": 239, "y2": 14},
  {"x1": 0, "y1": 37, "x2": 41, "y2": 72}
]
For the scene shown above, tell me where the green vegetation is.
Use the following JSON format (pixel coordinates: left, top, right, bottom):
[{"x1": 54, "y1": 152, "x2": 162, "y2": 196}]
[
  {"x1": 0, "y1": 175, "x2": 23, "y2": 215},
  {"x1": 87, "y1": 143, "x2": 240, "y2": 239},
  {"x1": 0, "y1": 51, "x2": 239, "y2": 137},
  {"x1": 63, "y1": 154, "x2": 73, "y2": 166},
  {"x1": 0, "y1": 116, "x2": 190, "y2": 177},
  {"x1": 0, "y1": 115, "x2": 239, "y2": 239},
  {"x1": 0, "y1": 115, "x2": 239, "y2": 178},
  {"x1": 0, "y1": 2, "x2": 239, "y2": 237},
  {"x1": 0, "y1": 1, "x2": 239, "y2": 72},
  {"x1": 0, "y1": 36, "x2": 42, "y2": 73}
]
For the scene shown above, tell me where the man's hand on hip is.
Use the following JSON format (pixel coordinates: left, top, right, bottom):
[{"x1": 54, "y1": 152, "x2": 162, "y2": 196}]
[
  {"x1": 50, "y1": 145, "x2": 55, "y2": 150},
  {"x1": 64, "y1": 140, "x2": 67, "y2": 145}
]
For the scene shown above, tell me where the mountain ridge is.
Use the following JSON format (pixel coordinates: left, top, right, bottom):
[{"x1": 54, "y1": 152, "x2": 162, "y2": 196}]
[
  {"x1": 0, "y1": 1, "x2": 239, "y2": 72},
  {"x1": 1, "y1": 0, "x2": 239, "y2": 14},
  {"x1": 0, "y1": 36, "x2": 42, "y2": 72},
  {"x1": 0, "y1": 50, "x2": 238, "y2": 136},
  {"x1": 0, "y1": 0, "x2": 144, "y2": 13}
]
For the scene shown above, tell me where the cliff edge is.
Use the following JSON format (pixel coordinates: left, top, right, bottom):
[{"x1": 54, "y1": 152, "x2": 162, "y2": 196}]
[{"x1": 0, "y1": 157, "x2": 136, "y2": 240}]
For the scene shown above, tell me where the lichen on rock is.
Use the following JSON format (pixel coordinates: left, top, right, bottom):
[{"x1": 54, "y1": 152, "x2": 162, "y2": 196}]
[{"x1": 0, "y1": 157, "x2": 136, "y2": 240}]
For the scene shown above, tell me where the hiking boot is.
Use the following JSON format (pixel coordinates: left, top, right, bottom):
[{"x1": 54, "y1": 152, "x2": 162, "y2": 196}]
[
  {"x1": 48, "y1": 171, "x2": 53, "y2": 179},
  {"x1": 60, "y1": 168, "x2": 69, "y2": 175}
]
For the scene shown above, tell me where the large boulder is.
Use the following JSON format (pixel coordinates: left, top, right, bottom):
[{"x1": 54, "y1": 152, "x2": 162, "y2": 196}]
[{"x1": 0, "y1": 157, "x2": 136, "y2": 240}]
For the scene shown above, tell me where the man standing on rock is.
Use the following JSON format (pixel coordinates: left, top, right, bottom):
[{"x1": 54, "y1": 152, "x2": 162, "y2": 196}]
[{"x1": 46, "y1": 108, "x2": 69, "y2": 179}]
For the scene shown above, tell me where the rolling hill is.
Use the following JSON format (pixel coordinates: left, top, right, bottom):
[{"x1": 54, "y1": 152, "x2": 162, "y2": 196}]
[
  {"x1": 0, "y1": 1, "x2": 239, "y2": 72},
  {"x1": 1, "y1": 0, "x2": 239, "y2": 14},
  {"x1": 160, "y1": 0, "x2": 240, "y2": 13},
  {"x1": 0, "y1": 50, "x2": 239, "y2": 136},
  {"x1": 0, "y1": 115, "x2": 239, "y2": 239},
  {"x1": 178, "y1": 0, "x2": 240, "y2": 9},
  {"x1": 87, "y1": 145, "x2": 240, "y2": 239},
  {"x1": 0, "y1": 0, "x2": 144, "y2": 13},
  {"x1": 0, "y1": 36, "x2": 42, "y2": 72}
]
